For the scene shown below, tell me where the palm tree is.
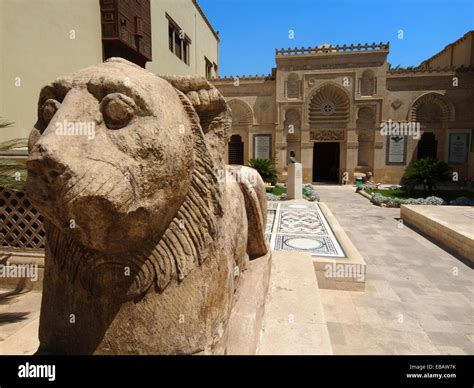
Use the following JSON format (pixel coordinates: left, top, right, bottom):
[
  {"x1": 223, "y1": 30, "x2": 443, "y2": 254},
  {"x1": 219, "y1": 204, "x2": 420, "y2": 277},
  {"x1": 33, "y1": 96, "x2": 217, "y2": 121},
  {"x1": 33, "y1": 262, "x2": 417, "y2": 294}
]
[
  {"x1": 248, "y1": 157, "x2": 278, "y2": 185},
  {"x1": 403, "y1": 157, "x2": 452, "y2": 195},
  {"x1": 0, "y1": 118, "x2": 28, "y2": 190}
]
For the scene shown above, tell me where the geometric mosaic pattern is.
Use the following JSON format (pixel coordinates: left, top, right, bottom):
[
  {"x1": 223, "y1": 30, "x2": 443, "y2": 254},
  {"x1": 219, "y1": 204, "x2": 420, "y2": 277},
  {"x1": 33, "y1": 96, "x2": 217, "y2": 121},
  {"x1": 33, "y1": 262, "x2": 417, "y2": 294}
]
[
  {"x1": 278, "y1": 210, "x2": 327, "y2": 235},
  {"x1": 267, "y1": 202, "x2": 345, "y2": 257},
  {"x1": 275, "y1": 234, "x2": 342, "y2": 256}
]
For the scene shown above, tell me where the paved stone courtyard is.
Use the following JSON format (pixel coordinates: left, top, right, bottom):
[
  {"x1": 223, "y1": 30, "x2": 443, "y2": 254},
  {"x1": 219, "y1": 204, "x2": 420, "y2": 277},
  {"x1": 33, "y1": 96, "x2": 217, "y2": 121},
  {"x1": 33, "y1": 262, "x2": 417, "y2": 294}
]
[
  {"x1": 1, "y1": 184, "x2": 473, "y2": 355},
  {"x1": 0, "y1": 288, "x2": 41, "y2": 355},
  {"x1": 315, "y1": 184, "x2": 473, "y2": 355}
]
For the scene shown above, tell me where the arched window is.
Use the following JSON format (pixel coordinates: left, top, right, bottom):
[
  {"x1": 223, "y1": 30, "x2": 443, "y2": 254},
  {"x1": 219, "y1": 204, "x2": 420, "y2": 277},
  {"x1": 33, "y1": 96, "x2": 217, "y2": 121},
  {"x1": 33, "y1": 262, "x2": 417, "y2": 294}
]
[
  {"x1": 356, "y1": 107, "x2": 375, "y2": 128},
  {"x1": 287, "y1": 73, "x2": 300, "y2": 99},
  {"x1": 284, "y1": 109, "x2": 301, "y2": 140},
  {"x1": 360, "y1": 70, "x2": 375, "y2": 96},
  {"x1": 284, "y1": 109, "x2": 301, "y2": 165},
  {"x1": 356, "y1": 107, "x2": 375, "y2": 167}
]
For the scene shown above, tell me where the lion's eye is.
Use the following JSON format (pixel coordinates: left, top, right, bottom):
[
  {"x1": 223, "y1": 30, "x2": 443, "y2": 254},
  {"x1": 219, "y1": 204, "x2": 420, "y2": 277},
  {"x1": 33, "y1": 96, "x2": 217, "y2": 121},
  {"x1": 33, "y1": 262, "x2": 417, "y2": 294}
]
[
  {"x1": 40, "y1": 99, "x2": 61, "y2": 125},
  {"x1": 101, "y1": 93, "x2": 137, "y2": 129}
]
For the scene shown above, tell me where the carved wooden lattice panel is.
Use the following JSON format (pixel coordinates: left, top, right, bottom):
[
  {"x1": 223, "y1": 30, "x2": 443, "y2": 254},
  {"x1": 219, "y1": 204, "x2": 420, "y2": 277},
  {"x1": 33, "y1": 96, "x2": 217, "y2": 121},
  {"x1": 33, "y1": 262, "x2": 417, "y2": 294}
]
[
  {"x1": 100, "y1": 0, "x2": 152, "y2": 65},
  {"x1": 0, "y1": 188, "x2": 45, "y2": 249}
]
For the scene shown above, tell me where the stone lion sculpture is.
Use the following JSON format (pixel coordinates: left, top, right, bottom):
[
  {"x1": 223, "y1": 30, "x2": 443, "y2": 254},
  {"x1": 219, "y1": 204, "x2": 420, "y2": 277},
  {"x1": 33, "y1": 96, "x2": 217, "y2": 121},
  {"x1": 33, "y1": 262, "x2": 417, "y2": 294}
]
[{"x1": 26, "y1": 58, "x2": 268, "y2": 355}]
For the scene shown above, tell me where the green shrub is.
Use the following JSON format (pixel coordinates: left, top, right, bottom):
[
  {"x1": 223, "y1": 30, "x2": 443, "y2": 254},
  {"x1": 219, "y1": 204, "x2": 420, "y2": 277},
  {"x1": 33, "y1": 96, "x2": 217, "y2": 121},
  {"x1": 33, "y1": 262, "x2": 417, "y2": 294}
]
[
  {"x1": 403, "y1": 158, "x2": 451, "y2": 195},
  {"x1": 248, "y1": 157, "x2": 278, "y2": 185}
]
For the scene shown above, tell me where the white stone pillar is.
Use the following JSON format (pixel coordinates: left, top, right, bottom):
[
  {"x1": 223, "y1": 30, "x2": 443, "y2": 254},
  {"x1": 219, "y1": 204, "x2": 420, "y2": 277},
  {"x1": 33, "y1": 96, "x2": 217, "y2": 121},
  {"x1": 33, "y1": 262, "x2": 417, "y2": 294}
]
[{"x1": 287, "y1": 162, "x2": 303, "y2": 199}]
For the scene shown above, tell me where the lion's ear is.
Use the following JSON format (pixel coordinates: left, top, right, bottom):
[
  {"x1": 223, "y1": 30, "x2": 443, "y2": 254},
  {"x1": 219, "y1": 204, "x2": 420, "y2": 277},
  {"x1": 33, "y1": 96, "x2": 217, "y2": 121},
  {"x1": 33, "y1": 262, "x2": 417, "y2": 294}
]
[
  {"x1": 160, "y1": 75, "x2": 230, "y2": 133},
  {"x1": 161, "y1": 75, "x2": 231, "y2": 165}
]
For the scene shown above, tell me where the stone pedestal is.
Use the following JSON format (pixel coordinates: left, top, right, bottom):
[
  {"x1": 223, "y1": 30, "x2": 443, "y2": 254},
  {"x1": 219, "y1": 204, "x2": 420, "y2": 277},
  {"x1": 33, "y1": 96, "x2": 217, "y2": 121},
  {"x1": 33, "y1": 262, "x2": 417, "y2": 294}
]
[{"x1": 287, "y1": 162, "x2": 302, "y2": 199}]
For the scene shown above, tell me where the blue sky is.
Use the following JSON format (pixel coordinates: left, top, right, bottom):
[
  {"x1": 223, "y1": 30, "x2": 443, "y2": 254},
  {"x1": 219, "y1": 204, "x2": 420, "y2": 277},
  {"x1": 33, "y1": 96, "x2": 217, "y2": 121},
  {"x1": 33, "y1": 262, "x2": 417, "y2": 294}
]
[{"x1": 199, "y1": 0, "x2": 474, "y2": 76}]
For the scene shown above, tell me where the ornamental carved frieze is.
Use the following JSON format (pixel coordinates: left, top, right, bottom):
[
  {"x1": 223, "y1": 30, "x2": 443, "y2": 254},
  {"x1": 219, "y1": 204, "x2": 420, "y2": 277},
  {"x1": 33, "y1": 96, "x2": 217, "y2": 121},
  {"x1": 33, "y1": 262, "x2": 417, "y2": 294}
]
[{"x1": 310, "y1": 130, "x2": 345, "y2": 141}]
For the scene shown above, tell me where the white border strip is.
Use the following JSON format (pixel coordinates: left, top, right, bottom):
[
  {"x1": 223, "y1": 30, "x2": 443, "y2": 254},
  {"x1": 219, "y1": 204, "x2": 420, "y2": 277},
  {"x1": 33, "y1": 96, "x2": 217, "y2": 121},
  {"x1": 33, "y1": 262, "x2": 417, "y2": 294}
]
[{"x1": 313, "y1": 204, "x2": 345, "y2": 258}]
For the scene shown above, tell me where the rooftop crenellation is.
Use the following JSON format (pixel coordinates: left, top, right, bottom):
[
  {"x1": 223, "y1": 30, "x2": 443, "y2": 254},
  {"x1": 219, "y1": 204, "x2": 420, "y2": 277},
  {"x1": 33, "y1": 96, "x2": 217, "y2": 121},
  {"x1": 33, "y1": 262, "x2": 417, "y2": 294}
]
[
  {"x1": 276, "y1": 42, "x2": 390, "y2": 56},
  {"x1": 387, "y1": 64, "x2": 474, "y2": 75},
  {"x1": 213, "y1": 74, "x2": 275, "y2": 81}
]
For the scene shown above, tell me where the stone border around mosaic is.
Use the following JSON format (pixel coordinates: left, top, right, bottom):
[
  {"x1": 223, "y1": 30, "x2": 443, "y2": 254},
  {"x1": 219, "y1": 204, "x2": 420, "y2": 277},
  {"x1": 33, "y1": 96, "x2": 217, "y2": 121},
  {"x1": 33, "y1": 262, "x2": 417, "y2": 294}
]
[
  {"x1": 274, "y1": 234, "x2": 341, "y2": 256},
  {"x1": 273, "y1": 203, "x2": 345, "y2": 257},
  {"x1": 312, "y1": 203, "x2": 367, "y2": 292}
]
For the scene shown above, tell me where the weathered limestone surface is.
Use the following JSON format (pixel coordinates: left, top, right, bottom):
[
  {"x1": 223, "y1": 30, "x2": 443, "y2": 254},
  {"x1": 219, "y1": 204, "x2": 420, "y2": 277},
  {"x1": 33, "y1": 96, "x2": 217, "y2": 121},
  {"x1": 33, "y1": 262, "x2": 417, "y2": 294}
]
[
  {"x1": 25, "y1": 58, "x2": 268, "y2": 354},
  {"x1": 401, "y1": 205, "x2": 474, "y2": 264}
]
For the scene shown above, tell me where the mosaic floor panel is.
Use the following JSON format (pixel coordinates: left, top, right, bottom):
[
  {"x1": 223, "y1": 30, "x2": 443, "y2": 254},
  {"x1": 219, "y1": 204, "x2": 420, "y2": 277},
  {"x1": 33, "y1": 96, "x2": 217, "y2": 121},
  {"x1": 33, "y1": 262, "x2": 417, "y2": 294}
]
[{"x1": 266, "y1": 202, "x2": 345, "y2": 257}]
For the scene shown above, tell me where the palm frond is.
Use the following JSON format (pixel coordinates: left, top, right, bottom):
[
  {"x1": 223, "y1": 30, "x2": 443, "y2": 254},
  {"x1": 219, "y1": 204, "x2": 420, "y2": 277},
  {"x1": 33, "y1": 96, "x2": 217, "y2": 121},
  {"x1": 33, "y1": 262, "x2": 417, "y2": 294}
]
[
  {"x1": 0, "y1": 158, "x2": 27, "y2": 171},
  {"x1": 0, "y1": 118, "x2": 27, "y2": 189},
  {"x1": 0, "y1": 138, "x2": 28, "y2": 151},
  {"x1": 0, "y1": 117, "x2": 14, "y2": 128},
  {"x1": 0, "y1": 175, "x2": 26, "y2": 190},
  {"x1": 0, "y1": 164, "x2": 27, "y2": 189}
]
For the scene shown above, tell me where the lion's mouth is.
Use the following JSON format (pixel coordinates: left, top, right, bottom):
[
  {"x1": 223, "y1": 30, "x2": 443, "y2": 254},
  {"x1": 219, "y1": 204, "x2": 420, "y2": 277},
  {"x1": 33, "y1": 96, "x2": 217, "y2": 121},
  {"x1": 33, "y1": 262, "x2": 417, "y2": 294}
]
[
  {"x1": 26, "y1": 176, "x2": 57, "y2": 213},
  {"x1": 25, "y1": 172, "x2": 76, "y2": 230}
]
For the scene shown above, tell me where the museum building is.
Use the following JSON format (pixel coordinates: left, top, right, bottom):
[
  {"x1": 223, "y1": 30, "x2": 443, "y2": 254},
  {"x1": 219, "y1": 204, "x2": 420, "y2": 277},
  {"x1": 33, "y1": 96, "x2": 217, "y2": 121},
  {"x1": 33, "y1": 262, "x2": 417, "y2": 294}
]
[
  {"x1": 0, "y1": 0, "x2": 219, "y2": 145},
  {"x1": 213, "y1": 31, "x2": 474, "y2": 184}
]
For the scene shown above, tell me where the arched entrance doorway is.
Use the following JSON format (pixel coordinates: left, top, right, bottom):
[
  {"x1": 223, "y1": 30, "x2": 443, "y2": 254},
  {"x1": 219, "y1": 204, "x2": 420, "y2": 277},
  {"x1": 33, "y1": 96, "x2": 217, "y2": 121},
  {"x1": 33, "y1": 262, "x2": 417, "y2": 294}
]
[
  {"x1": 313, "y1": 142, "x2": 340, "y2": 182},
  {"x1": 226, "y1": 99, "x2": 253, "y2": 165},
  {"x1": 417, "y1": 132, "x2": 438, "y2": 160},
  {"x1": 228, "y1": 134, "x2": 244, "y2": 165},
  {"x1": 308, "y1": 83, "x2": 350, "y2": 182},
  {"x1": 409, "y1": 93, "x2": 455, "y2": 161}
]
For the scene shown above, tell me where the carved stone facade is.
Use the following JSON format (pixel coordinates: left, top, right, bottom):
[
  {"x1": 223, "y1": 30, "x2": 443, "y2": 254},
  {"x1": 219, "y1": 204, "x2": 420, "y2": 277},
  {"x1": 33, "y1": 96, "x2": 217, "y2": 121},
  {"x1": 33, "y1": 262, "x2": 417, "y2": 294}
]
[
  {"x1": 213, "y1": 31, "x2": 474, "y2": 184},
  {"x1": 310, "y1": 130, "x2": 345, "y2": 141}
]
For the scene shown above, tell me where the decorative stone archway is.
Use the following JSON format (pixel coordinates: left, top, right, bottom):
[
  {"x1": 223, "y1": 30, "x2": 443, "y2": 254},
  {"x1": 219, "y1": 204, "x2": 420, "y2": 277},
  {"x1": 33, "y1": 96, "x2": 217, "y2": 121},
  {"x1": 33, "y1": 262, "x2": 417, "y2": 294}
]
[
  {"x1": 409, "y1": 93, "x2": 455, "y2": 123},
  {"x1": 228, "y1": 98, "x2": 254, "y2": 126},
  {"x1": 226, "y1": 99, "x2": 254, "y2": 164},
  {"x1": 408, "y1": 93, "x2": 455, "y2": 161},
  {"x1": 308, "y1": 83, "x2": 351, "y2": 126},
  {"x1": 306, "y1": 83, "x2": 351, "y2": 183}
]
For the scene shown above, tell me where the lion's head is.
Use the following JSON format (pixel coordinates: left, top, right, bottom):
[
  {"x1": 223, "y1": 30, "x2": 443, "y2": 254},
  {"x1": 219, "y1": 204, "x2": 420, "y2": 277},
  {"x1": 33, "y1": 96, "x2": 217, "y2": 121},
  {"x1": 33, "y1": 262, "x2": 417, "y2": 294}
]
[{"x1": 26, "y1": 58, "x2": 228, "y2": 257}]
